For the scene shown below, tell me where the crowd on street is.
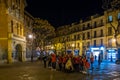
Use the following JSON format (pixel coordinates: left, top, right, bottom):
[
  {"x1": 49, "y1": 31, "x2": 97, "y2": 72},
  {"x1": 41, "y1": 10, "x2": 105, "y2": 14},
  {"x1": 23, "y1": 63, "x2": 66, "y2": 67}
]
[{"x1": 36, "y1": 51, "x2": 102, "y2": 75}]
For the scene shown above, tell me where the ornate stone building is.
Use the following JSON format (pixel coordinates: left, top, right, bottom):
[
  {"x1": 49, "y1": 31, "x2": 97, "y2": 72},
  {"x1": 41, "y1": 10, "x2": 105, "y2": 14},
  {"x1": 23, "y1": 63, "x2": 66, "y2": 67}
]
[
  {"x1": 0, "y1": 0, "x2": 55, "y2": 63},
  {"x1": 0, "y1": 0, "x2": 27, "y2": 63}
]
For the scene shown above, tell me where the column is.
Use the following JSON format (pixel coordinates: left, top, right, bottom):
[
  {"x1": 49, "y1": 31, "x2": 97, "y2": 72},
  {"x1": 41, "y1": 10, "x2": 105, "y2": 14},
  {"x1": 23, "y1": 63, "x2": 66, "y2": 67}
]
[{"x1": 7, "y1": 33, "x2": 13, "y2": 63}]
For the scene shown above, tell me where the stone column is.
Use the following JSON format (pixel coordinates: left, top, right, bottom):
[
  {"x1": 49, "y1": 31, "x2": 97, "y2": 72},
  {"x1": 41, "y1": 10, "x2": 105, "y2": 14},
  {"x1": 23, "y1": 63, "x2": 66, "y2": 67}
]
[{"x1": 7, "y1": 33, "x2": 13, "y2": 63}]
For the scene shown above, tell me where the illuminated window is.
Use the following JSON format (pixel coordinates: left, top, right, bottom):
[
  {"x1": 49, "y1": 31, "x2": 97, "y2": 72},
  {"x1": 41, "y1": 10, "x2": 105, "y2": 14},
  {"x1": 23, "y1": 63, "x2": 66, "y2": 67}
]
[{"x1": 108, "y1": 15, "x2": 113, "y2": 22}]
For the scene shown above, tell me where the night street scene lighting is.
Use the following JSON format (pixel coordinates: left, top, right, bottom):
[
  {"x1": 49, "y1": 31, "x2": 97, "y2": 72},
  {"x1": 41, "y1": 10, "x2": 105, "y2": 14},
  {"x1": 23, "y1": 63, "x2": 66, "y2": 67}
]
[{"x1": 0, "y1": 0, "x2": 120, "y2": 80}]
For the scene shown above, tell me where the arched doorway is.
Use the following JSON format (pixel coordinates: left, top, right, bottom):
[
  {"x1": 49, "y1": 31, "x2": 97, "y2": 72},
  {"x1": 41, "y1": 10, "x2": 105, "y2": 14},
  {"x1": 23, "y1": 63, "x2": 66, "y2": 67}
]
[{"x1": 15, "y1": 44, "x2": 22, "y2": 61}]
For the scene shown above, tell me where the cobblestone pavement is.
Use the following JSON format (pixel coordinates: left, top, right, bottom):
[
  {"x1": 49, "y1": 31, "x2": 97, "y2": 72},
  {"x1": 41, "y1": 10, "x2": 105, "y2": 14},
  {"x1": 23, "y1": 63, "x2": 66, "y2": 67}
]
[{"x1": 0, "y1": 60, "x2": 120, "y2": 80}]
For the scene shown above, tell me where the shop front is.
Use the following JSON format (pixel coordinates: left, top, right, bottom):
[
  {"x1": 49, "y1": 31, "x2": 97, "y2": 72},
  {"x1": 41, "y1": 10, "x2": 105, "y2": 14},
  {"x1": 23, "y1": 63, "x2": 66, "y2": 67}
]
[
  {"x1": 74, "y1": 49, "x2": 79, "y2": 56},
  {"x1": 106, "y1": 48, "x2": 117, "y2": 61},
  {"x1": 90, "y1": 46, "x2": 104, "y2": 60},
  {"x1": 66, "y1": 49, "x2": 72, "y2": 54},
  {"x1": 86, "y1": 50, "x2": 91, "y2": 58}
]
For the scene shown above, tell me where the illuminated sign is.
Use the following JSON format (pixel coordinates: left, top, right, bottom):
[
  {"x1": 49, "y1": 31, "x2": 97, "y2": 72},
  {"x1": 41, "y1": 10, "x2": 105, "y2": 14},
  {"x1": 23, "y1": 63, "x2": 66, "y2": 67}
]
[{"x1": 91, "y1": 48, "x2": 99, "y2": 50}]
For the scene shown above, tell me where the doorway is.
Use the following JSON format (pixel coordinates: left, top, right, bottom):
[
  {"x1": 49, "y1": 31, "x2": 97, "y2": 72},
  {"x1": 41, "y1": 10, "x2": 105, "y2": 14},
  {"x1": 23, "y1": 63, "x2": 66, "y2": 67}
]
[{"x1": 15, "y1": 44, "x2": 22, "y2": 61}]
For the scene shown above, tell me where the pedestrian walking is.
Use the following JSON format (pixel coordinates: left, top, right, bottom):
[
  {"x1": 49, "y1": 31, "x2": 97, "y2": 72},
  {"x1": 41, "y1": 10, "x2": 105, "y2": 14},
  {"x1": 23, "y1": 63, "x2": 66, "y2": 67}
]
[
  {"x1": 31, "y1": 53, "x2": 33, "y2": 62},
  {"x1": 43, "y1": 55, "x2": 47, "y2": 68},
  {"x1": 42, "y1": 50, "x2": 47, "y2": 68},
  {"x1": 48, "y1": 54, "x2": 52, "y2": 68},
  {"x1": 65, "y1": 57, "x2": 73, "y2": 72},
  {"x1": 98, "y1": 54, "x2": 102, "y2": 69},
  {"x1": 84, "y1": 60, "x2": 90, "y2": 75},
  {"x1": 79, "y1": 56, "x2": 83, "y2": 72},
  {"x1": 58, "y1": 55, "x2": 63, "y2": 71},
  {"x1": 62, "y1": 55, "x2": 67, "y2": 71},
  {"x1": 90, "y1": 54, "x2": 94, "y2": 70},
  {"x1": 95, "y1": 55, "x2": 97, "y2": 61},
  {"x1": 51, "y1": 53, "x2": 56, "y2": 71},
  {"x1": 82, "y1": 57, "x2": 87, "y2": 73},
  {"x1": 74, "y1": 56, "x2": 80, "y2": 72}
]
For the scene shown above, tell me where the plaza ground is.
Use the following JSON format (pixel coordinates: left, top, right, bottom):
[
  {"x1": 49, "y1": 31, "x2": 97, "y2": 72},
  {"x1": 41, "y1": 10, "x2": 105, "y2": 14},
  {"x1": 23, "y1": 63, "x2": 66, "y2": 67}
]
[{"x1": 0, "y1": 60, "x2": 120, "y2": 80}]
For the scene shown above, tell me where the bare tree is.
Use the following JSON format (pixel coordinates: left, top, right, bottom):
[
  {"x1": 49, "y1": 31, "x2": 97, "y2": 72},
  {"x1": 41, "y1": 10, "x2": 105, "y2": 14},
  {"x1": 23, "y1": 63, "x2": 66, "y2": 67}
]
[
  {"x1": 102, "y1": 0, "x2": 120, "y2": 47},
  {"x1": 32, "y1": 18, "x2": 55, "y2": 49}
]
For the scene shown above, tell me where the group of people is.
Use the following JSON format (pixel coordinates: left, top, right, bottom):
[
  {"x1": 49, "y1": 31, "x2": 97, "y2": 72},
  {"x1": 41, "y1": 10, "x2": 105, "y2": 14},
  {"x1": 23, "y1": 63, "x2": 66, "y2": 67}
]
[{"x1": 39, "y1": 52, "x2": 95, "y2": 74}]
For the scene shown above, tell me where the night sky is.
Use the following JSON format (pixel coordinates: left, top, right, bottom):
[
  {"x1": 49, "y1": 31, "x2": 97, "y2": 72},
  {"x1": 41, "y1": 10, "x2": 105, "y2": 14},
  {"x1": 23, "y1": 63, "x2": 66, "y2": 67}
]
[{"x1": 25, "y1": 0, "x2": 104, "y2": 28}]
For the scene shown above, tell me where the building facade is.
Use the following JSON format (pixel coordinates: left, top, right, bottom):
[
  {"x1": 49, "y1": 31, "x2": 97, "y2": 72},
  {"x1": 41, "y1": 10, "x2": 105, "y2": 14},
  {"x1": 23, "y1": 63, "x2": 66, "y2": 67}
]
[
  {"x1": 24, "y1": 11, "x2": 34, "y2": 60},
  {"x1": 50, "y1": 9, "x2": 120, "y2": 61},
  {"x1": 0, "y1": 0, "x2": 27, "y2": 63},
  {"x1": 0, "y1": 0, "x2": 55, "y2": 63}
]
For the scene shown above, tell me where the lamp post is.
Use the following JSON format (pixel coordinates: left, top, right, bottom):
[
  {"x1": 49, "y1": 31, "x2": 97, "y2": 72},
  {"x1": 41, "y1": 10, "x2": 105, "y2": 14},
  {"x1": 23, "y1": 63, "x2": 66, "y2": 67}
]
[{"x1": 28, "y1": 34, "x2": 34, "y2": 62}]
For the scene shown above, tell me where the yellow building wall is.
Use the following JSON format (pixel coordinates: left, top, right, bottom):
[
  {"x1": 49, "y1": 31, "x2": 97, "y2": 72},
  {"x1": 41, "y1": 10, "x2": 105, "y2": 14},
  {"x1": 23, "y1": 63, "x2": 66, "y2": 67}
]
[
  {"x1": 0, "y1": 3, "x2": 8, "y2": 38},
  {"x1": 0, "y1": 2, "x2": 9, "y2": 62},
  {"x1": 0, "y1": 0, "x2": 26, "y2": 63}
]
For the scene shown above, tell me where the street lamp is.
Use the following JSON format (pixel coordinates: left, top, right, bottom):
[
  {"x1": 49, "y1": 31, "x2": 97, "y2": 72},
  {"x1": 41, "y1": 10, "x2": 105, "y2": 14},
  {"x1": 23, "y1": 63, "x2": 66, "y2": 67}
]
[
  {"x1": 51, "y1": 46, "x2": 54, "y2": 49},
  {"x1": 28, "y1": 34, "x2": 34, "y2": 62},
  {"x1": 112, "y1": 38, "x2": 116, "y2": 43},
  {"x1": 28, "y1": 34, "x2": 33, "y2": 39},
  {"x1": 72, "y1": 43, "x2": 75, "y2": 48}
]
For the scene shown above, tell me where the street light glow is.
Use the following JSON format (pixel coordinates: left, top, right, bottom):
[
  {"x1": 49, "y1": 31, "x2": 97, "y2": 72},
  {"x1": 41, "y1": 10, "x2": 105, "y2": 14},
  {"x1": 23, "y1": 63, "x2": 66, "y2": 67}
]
[
  {"x1": 28, "y1": 34, "x2": 33, "y2": 39},
  {"x1": 72, "y1": 44, "x2": 75, "y2": 47},
  {"x1": 112, "y1": 38, "x2": 116, "y2": 42},
  {"x1": 51, "y1": 46, "x2": 54, "y2": 49}
]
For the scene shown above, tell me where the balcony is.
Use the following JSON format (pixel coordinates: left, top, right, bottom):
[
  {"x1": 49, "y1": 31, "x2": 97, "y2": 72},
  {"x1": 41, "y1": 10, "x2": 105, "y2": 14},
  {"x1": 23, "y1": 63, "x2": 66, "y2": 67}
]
[
  {"x1": 8, "y1": 33, "x2": 26, "y2": 41},
  {"x1": 13, "y1": 34, "x2": 26, "y2": 41}
]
